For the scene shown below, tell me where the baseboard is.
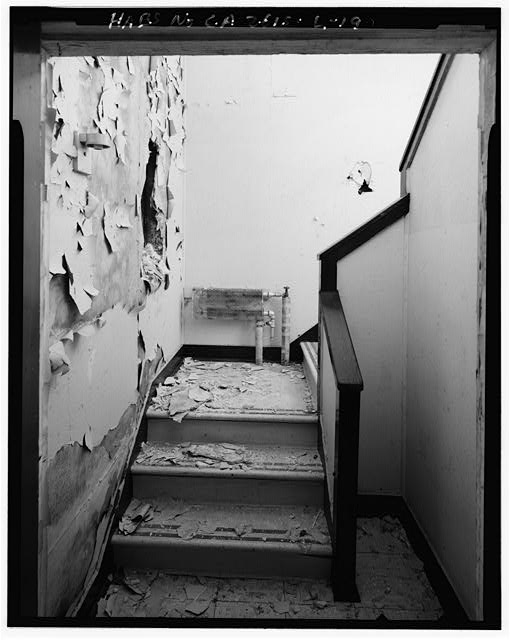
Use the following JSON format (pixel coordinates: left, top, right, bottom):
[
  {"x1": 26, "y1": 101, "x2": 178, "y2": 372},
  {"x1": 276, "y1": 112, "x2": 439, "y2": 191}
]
[{"x1": 181, "y1": 344, "x2": 283, "y2": 362}]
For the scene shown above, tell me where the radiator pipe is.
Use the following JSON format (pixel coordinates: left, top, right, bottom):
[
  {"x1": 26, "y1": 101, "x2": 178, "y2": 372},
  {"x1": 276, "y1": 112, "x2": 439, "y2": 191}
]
[
  {"x1": 255, "y1": 319, "x2": 264, "y2": 365},
  {"x1": 263, "y1": 310, "x2": 276, "y2": 339},
  {"x1": 281, "y1": 286, "x2": 290, "y2": 365}
]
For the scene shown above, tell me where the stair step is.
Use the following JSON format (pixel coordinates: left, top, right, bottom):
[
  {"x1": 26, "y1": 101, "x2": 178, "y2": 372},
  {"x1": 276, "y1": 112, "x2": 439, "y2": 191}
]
[
  {"x1": 132, "y1": 467, "x2": 324, "y2": 505},
  {"x1": 132, "y1": 441, "x2": 323, "y2": 504},
  {"x1": 113, "y1": 500, "x2": 331, "y2": 579},
  {"x1": 147, "y1": 410, "x2": 318, "y2": 446}
]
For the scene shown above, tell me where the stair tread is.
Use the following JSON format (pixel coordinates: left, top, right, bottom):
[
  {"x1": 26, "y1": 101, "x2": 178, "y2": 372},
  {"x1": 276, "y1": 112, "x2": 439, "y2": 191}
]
[
  {"x1": 114, "y1": 498, "x2": 331, "y2": 550},
  {"x1": 133, "y1": 441, "x2": 323, "y2": 478},
  {"x1": 148, "y1": 359, "x2": 316, "y2": 418},
  {"x1": 146, "y1": 408, "x2": 318, "y2": 421}
]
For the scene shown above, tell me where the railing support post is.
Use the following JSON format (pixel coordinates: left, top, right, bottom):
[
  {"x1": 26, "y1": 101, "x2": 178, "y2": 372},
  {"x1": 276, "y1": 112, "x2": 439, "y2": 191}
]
[{"x1": 331, "y1": 385, "x2": 361, "y2": 601}]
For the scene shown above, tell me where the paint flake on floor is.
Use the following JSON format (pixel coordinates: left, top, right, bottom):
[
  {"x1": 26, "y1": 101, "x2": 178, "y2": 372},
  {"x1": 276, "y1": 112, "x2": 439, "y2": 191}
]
[
  {"x1": 134, "y1": 440, "x2": 322, "y2": 473},
  {"x1": 116, "y1": 499, "x2": 330, "y2": 547},
  {"x1": 98, "y1": 515, "x2": 443, "y2": 621},
  {"x1": 149, "y1": 358, "x2": 315, "y2": 419}
]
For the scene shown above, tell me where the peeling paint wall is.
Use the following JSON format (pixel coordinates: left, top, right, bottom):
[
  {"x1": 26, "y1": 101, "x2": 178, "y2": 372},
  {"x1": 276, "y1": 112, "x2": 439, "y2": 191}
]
[
  {"x1": 40, "y1": 55, "x2": 185, "y2": 616},
  {"x1": 183, "y1": 54, "x2": 438, "y2": 345}
]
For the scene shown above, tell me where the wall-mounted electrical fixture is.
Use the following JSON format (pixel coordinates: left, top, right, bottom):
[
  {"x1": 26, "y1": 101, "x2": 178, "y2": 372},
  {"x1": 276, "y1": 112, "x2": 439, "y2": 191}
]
[{"x1": 73, "y1": 131, "x2": 111, "y2": 175}]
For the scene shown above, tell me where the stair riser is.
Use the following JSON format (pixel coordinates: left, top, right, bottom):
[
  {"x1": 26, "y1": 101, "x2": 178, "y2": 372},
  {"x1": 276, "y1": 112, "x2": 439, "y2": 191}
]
[
  {"x1": 148, "y1": 418, "x2": 318, "y2": 446},
  {"x1": 113, "y1": 540, "x2": 330, "y2": 579},
  {"x1": 133, "y1": 474, "x2": 324, "y2": 506}
]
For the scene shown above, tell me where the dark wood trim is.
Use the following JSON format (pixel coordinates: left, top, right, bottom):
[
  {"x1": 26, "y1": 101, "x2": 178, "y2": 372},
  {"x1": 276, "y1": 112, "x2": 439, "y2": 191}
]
[
  {"x1": 319, "y1": 292, "x2": 363, "y2": 389},
  {"x1": 399, "y1": 54, "x2": 455, "y2": 172},
  {"x1": 320, "y1": 258, "x2": 337, "y2": 292},
  {"x1": 317, "y1": 423, "x2": 334, "y2": 543},
  {"x1": 331, "y1": 386, "x2": 361, "y2": 602},
  {"x1": 318, "y1": 194, "x2": 410, "y2": 267},
  {"x1": 8, "y1": 119, "x2": 26, "y2": 625},
  {"x1": 181, "y1": 344, "x2": 282, "y2": 363},
  {"x1": 10, "y1": 23, "x2": 42, "y2": 623},
  {"x1": 289, "y1": 324, "x2": 318, "y2": 362}
]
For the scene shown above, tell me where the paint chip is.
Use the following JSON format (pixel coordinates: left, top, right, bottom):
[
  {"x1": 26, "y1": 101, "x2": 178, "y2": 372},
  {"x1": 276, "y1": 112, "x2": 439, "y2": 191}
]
[{"x1": 49, "y1": 341, "x2": 70, "y2": 375}]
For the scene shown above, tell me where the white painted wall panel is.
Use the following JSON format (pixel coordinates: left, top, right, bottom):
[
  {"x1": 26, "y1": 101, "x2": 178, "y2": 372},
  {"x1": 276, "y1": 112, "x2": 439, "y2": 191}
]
[
  {"x1": 184, "y1": 54, "x2": 438, "y2": 345},
  {"x1": 337, "y1": 219, "x2": 405, "y2": 494},
  {"x1": 405, "y1": 54, "x2": 479, "y2": 619}
]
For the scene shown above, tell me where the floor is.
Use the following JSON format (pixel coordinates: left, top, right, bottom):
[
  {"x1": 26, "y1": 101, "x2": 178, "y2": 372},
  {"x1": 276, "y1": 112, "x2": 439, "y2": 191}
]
[
  {"x1": 149, "y1": 358, "x2": 315, "y2": 420},
  {"x1": 96, "y1": 515, "x2": 443, "y2": 621}
]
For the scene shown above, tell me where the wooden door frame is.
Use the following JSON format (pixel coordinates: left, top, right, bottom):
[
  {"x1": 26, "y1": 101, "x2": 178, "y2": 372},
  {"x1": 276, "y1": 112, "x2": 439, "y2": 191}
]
[{"x1": 9, "y1": 6, "x2": 500, "y2": 624}]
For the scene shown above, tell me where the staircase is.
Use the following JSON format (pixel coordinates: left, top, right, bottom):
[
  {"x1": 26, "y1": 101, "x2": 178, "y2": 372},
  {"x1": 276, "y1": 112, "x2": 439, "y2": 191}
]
[{"x1": 111, "y1": 358, "x2": 332, "y2": 582}]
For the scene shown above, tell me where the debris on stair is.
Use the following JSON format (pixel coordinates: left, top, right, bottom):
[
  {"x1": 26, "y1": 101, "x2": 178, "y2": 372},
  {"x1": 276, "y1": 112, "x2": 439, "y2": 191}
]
[
  {"x1": 161, "y1": 498, "x2": 191, "y2": 521},
  {"x1": 177, "y1": 521, "x2": 199, "y2": 540},
  {"x1": 118, "y1": 500, "x2": 154, "y2": 535},
  {"x1": 148, "y1": 358, "x2": 315, "y2": 416},
  {"x1": 357, "y1": 515, "x2": 412, "y2": 553},
  {"x1": 235, "y1": 523, "x2": 254, "y2": 538},
  {"x1": 135, "y1": 440, "x2": 323, "y2": 474},
  {"x1": 136, "y1": 440, "x2": 251, "y2": 469},
  {"x1": 272, "y1": 600, "x2": 290, "y2": 614}
]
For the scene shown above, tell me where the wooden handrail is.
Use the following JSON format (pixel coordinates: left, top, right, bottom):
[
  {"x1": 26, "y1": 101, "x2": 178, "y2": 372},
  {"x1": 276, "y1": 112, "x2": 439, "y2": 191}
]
[
  {"x1": 320, "y1": 291, "x2": 363, "y2": 390},
  {"x1": 318, "y1": 193, "x2": 410, "y2": 271},
  {"x1": 318, "y1": 291, "x2": 362, "y2": 601}
]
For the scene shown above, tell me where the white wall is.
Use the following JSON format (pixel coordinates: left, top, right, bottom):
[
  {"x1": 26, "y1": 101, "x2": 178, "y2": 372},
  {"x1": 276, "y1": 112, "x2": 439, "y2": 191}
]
[
  {"x1": 184, "y1": 54, "x2": 438, "y2": 346},
  {"x1": 404, "y1": 55, "x2": 480, "y2": 619},
  {"x1": 337, "y1": 219, "x2": 405, "y2": 494}
]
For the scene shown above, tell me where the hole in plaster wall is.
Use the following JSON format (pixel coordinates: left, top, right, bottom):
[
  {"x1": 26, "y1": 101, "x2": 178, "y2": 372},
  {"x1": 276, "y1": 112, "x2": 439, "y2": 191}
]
[{"x1": 141, "y1": 140, "x2": 165, "y2": 256}]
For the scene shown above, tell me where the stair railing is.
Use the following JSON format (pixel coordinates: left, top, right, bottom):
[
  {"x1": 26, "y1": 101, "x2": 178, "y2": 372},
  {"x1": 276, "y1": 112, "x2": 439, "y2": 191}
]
[{"x1": 317, "y1": 193, "x2": 410, "y2": 600}]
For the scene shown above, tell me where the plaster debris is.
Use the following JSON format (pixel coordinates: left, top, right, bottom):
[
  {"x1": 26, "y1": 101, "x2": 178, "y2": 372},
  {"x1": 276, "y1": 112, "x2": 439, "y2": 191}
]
[
  {"x1": 272, "y1": 600, "x2": 290, "y2": 614},
  {"x1": 118, "y1": 500, "x2": 154, "y2": 535},
  {"x1": 135, "y1": 441, "x2": 249, "y2": 469},
  {"x1": 141, "y1": 243, "x2": 169, "y2": 293},
  {"x1": 188, "y1": 386, "x2": 212, "y2": 403},
  {"x1": 161, "y1": 499, "x2": 191, "y2": 521},
  {"x1": 149, "y1": 359, "x2": 314, "y2": 415},
  {"x1": 167, "y1": 389, "x2": 199, "y2": 416},
  {"x1": 185, "y1": 598, "x2": 211, "y2": 616},
  {"x1": 177, "y1": 521, "x2": 198, "y2": 540},
  {"x1": 235, "y1": 524, "x2": 253, "y2": 538},
  {"x1": 97, "y1": 512, "x2": 443, "y2": 620}
]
